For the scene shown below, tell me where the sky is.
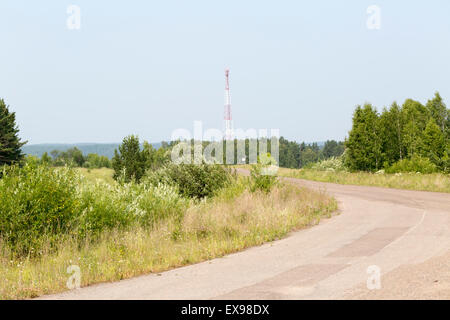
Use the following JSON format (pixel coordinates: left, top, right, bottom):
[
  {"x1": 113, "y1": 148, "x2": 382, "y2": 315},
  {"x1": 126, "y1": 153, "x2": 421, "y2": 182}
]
[{"x1": 1, "y1": 0, "x2": 450, "y2": 144}]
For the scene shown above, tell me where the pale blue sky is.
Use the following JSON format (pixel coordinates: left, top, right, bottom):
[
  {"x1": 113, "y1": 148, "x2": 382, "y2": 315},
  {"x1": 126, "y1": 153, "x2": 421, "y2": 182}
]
[{"x1": 1, "y1": 1, "x2": 449, "y2": 144}]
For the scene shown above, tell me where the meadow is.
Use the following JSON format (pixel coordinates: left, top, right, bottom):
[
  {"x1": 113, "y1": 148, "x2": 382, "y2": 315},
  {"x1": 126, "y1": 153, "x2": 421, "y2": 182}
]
[
  {"x1": 0, "y1": 164, "x2": 336, "y2": 299},
  {"x1": 76, "y1": 167, "x2": 116, "y2": 184}
]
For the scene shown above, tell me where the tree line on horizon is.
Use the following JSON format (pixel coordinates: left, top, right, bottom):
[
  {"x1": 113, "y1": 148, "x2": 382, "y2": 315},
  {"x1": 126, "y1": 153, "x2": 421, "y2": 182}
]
[
  {"x1": 0, "y1": 96, "x2": 344, "y2": 173},
  {"x1": 6, "y1": 92, "x2": 448, "y2": 175},
  {"x1": 41, "y1": 148, "x2": 112, "y2": 169},
  {"x1": 279, "y1": 138, "x2": 344, "y2": 168},
  {"x1": 109, "y1": 136, "x2": 344, "y2": 182}
]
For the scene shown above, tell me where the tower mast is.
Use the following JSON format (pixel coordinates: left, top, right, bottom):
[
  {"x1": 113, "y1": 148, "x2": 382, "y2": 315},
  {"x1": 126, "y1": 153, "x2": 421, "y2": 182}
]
[{"x1": 224, "y1": 68, "x2": 233, "y2": 140}]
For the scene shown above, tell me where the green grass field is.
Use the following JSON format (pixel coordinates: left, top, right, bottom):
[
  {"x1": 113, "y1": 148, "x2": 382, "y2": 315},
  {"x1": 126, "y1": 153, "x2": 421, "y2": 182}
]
[{"x1": 76, "y1": 167, "x2": 115, "y2": 185}]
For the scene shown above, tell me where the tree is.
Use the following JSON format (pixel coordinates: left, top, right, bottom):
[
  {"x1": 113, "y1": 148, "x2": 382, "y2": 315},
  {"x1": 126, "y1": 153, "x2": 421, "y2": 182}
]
[
  {"x1": 142, "y1": 141, "x2": 169, "y2": 170},
  {"x1": 345, "y1": 92, "x2": 449, "y2": 172},
  {"x1": 322, "y1": 140, "x2": 344, "y2": 159},
  {"x1": 426, "y1": 92, "x2": 447, "y2": 133},
  {"x1": 300, "y1": 148, "x2": 319, "y2": 167},
  {"x1": 84, "y1": 153, "x2": 111, "y2": 168},
  {"x1": 345, "y1": 104, "x2": 382, "y2": 171},
  {"x1": 446, "y1": 109, "x2": 450, "y2": 141},
  {"x1": 279, "y1": 137, "x2": 301, "y2": 168},
  {"x1": 112, "y1": 135, "x2": 147, "y2": 182},
  {"x1": 0, "y1": 99, "x2": 26, "y2": 166},
  {"x1": 50, "y1": 150, "x2": 60, "y2": 160},
  {"x1": 420, "y1": 118, "x2": 446, "y2": 165},
  {"x1": 322, "y1": 140, "x2": 337, "y2": 159},
  {"x1": 401, "y1": 99, "x2": 429, "y2": 158},
  {"x1": 66, "y1": 147, "x2": 85, "y2": 167},
  {"x1": 379, "y1": 102, "x2": 404, "y2": 165},
  {"x1": 41, "y1": 152, "x2": 52, "y2": 164}
]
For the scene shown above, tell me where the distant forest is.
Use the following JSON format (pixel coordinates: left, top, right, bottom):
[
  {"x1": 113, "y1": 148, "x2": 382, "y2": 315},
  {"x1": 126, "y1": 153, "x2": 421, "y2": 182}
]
[
  {"x1": 22, "y1": 143, "x2": 162, "y2": 159},
  {"x1": 23, "y1": 138, "x2": 344, "y2": 169},
  {"x1": 278, "y1": 138, "x2": 344, "y2": 168}
]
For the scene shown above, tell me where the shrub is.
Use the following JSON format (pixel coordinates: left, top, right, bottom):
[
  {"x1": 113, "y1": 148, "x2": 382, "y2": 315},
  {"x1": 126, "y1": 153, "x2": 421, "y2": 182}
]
[
  {"x1": 442, "y1": 152, "x2": 450, "y2": 173},
  {"x1": 76, "y1": 182, "x2": 138, "y2": 237},
  {"x1": 0, "y1": 164, "x2": 81, "y2": 255},
  {"x1": 137, "y1": 183, "x2": 186, "y2": 226},
  {"x1": 249, "y1": 163, "x2": 277, "y2": 193},
  {"x1": 385, "y1": 156, "x2": 438, "y2": 174},
  {"x1": 77, "y1": 181, "x2": 187, "y2": 236},
  {"x1": 145, "y1": 162, "x2": 232, "y2": 199},
  {"x1": 310, "y1": 156, "x2": 346, "y2": 172}
]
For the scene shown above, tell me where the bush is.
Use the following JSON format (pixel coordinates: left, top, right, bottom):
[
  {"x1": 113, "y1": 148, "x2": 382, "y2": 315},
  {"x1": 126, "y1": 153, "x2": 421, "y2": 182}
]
[
  {"x1": 145, "y1": 162, "x2": 232, "y2": 199},
  {"x1": 385, "y1": 156, "x2": 438, "y2": 174},
  {"x1": 76, "y1": 182, "x2": 138, "y2": 237},
  {"x1": 250, "y1": 163, "x2": 277, "y2": 193},
  {"x1": 0, "y1": 163, "x2": 81, "y2": 255},
  {"x1": 136, "y1": 183, "x2": 186, "y2": 226},
  {"x1": 310, "y1": 156, "x2": 346, "y2": 172},
  {"x1": 77, "y1": 181, "x2": 186, "y2": 236}
]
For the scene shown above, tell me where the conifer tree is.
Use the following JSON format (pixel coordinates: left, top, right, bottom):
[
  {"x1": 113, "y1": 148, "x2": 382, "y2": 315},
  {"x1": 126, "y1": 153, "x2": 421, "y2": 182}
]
[
  {"x1": 112, "y1": 135, "x2": 146, "y2": 182},
  {"x1": 379, "y1": 102, "x2": 404, "y2": 165},
  {"x1": 345, "y1": 104, "x2": 382, "y2": 171},
  {"x1": 0, "y1": 99, "x2": 26, "y2": 166}
]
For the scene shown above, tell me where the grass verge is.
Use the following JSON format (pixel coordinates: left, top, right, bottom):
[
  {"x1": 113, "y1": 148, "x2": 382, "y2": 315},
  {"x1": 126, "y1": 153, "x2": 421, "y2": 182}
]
[{"x1": 277, "y1": 167, "x2": 450, "y2": 193}]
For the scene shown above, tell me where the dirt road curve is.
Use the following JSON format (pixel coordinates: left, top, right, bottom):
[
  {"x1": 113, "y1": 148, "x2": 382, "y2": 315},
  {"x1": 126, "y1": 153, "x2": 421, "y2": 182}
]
[{"x1": 39, "y1": 175, "x2": 450, "y2": 300}]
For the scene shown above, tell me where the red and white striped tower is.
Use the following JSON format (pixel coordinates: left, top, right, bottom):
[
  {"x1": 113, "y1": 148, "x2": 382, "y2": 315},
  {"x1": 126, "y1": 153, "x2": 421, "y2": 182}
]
[{"x1": 224, "y1": 68, "x2": 233, "y2": 140}]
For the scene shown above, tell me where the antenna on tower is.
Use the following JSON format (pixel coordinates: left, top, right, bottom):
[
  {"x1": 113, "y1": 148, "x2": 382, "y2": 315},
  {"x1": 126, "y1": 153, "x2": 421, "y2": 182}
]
[{"x1": 224, "y1": 68, "x2": 233, "y2": 140}]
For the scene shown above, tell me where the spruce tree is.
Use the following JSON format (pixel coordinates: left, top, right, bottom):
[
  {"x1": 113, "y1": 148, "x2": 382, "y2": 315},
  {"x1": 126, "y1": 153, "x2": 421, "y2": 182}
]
[
  {"x1": 0, "y1": 99, "x2": 26, "y2": 166},
  {"x1": 322, "y1": 140, "x2": 339, "y2": 159},
  {"x1": 345, "y1": 104, "x2": 382, "y2": 171},
  {"x1": 112, "y1": 135, "x2": 147, "y2": 182},
  {"x1": 379, "y1": 102, "x2": 404, "y2": 165}
]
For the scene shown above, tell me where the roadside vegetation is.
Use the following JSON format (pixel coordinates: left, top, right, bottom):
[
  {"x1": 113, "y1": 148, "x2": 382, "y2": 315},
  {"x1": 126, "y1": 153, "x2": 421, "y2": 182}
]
[
  {"x1": 0, "y1": 162, "x2": 336, "y2": 299},
  {"x1": 278, "y1": 167, "x2": 450, "y2": 193}
]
